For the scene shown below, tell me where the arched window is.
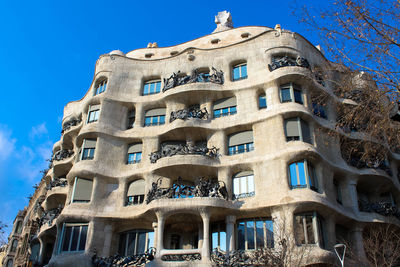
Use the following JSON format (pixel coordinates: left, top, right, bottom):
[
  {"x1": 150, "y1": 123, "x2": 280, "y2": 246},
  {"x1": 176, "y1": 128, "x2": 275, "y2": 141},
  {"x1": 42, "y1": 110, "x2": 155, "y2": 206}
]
[
  {"x1": 11, "y1": 239, "x2": 18, "y2": 252},
  {"x1": 259, "y1": 94, "x2": 267, "y2": 109},
  {"x1": 94, "y1": 79, "x2": 107, "y2": 95},
  {"x1": 126, "y1": 180, "x2": 145, "y2": 205},
  {"x1": 228, "y1": 131, "x2": 254, "y2": 155},
  {"x1": 127, "y1": 108, "x2": 135, "y2": 129},
  {"x1": 232, "y1": 171, "x2": 255, "y2": 199}
]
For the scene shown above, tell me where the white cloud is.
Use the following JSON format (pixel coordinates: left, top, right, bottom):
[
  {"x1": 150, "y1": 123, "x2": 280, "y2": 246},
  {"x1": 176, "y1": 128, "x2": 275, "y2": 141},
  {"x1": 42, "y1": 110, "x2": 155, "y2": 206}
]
[
  {"x1": 29, "y1": 123, "x2": 48, "y2": 140},
  {"x1": 0, "y1": 126, "x2": 16, "y2": 161}
]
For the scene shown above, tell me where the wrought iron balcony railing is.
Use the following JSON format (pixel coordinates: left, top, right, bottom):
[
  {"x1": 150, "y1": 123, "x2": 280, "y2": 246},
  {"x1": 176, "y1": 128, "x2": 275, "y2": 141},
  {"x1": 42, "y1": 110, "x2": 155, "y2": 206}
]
[
  {"x1": 149, "y1": 142, "x2": 219, "y2": 163},
  {"x1": 170, "y1": 107, "x2": 209, "y2": 122},
  {"x1": 92, "y1": 247, "x2": 156, "y2": 267},
  {"x1": 268, "y1": 56, "x2": 310, "y2": 72},
  {"x1": 359, "y1": 200, "x2": 400, "y2": 219},
  {"x1": 61, "y1": 117, "x2": 81, "y2": 134}
]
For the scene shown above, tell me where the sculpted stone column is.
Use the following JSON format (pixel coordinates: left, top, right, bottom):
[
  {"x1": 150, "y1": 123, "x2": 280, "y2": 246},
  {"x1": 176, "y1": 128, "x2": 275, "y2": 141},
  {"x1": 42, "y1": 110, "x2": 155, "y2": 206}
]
[
  {"x1": 342, "y1": 177, "x2": 359, "y2": 213},
  {"x1": 225, "y1": 215, "x2": 236, "y2": 252},
  {"x1": 200, "y1": 209, "x2": 211, "y2": 261},
  {"x1": 351, "y1": 225, "x2": 367, "y2": 261},
  {"x1": 325, "y1": 215, "x2": 336, "y2": 250},
  {"x1": 152, "y1": 222, "x2": 158, "y2": 250},
  {"x1": 155, "y1": 211, "x2": 165, "y2": 258},
  {"x1": 37, "y1": 237, "x2": 45, "y2": 265},
  {"x1": 101, "y1": 224, "x2": 113, "y2": 257}
]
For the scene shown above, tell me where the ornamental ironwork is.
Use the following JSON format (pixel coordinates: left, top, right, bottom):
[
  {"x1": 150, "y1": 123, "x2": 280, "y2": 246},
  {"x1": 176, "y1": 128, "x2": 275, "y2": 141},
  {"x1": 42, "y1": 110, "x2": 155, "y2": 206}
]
[
  {"x1": 92, "y1": 248, "x2": 156, "y2": 267},
  {"x1": 46, "y1": 177, "x2": 68, "y2": 190},
  {"x1": 36, "y1": 205, "x2": 63, "y2": 228},
  {"x1": 52, "y1": 149, "x2": 74, "y2": 161},
  {"x1": 268, "y1": 56, "x2": 310, "y2": 72},
  {"x1": 161, "y1": 253, "x2": 201, "y2": 261},
  {"x1": 149, "y1": 142, "x2": 219, "y2": 163},
  {"x1": 170, "y1": 107, "x2": 209, "y2": 122},
  {"x1": 211, "y1": 249, "x2": 265, "y2": 266},
  {"x1": 162, "y1": 67, "x2": 224, "y2": 92},
  {"x1": 146, "y1": 177, "x2": 228, "y2": 204},
  {"x1": 359, "y1": 200, "x2": 400, "y2": 219},
  {"x1": 61, "y1": 117, "x2": 82, "y2": 134}
]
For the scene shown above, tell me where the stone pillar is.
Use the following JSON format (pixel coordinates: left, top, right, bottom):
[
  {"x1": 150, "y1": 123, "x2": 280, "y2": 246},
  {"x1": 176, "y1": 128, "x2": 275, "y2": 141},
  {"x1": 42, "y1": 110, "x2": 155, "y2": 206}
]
[
  {"x1": 343, "y1": 177, "x2": 359, "y2": 213},
  {"x1": 351, "y1": 226, "x2": 366, "y2": 261},
  {"x1": 152, "y1": 222, "x2": 158, "y2": 250},
  {"x1": 325, "y1": 215, "x2": 336, "y2": 250},
  {"x1": 225, "y1": 215, "x2": 236, "y2": 252},
  {"x1": 135, "y1": 103, "x2": 144, "y2": 127},
  {"x1": 155, "y1": 211, "x2": 165, "y2": 258},
  {"x1": 101, "y1": 224, "x2": 113, "y2": 257},
  {"x1": 37, "y1": 238, "x2": 45, "y2": 265},
  {"x1": 200, "y1": 209, "x2": 211, "y2": 261}
]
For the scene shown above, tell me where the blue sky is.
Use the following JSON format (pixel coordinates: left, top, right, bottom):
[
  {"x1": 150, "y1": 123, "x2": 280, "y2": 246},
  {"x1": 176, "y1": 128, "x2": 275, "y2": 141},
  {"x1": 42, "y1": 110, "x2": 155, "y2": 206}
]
[{"x1": 0, "y1": 0, "x2": 331, "y2": 237}]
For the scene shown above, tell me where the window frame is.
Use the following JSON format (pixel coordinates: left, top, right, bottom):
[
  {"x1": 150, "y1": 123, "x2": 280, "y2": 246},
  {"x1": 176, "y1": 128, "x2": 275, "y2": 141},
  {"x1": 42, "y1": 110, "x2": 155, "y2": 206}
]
[
  {"x1": 94, "y1": 79, "x2": 107, "y2": 96},
  {"x1": 87, "y1": 105, "x2": 100, "y2": 124},
  {"x1": 280, "y1": 83, "x2": 303, "y2": 104},
  {"x1": 288, "y1": 160, "x2": 318, "y2": 192},
  {"x1": 58, "y1": 223, "x2": 89, "y2": 254},
  {"x1": 258, "y1": 94, "x2": 267, "y2": 109},
  {"x1": 284, "y1": 117, "x2": 312, "y2": 144},
  {"x1": 143, "y1": 80, "x2": 161, "y2": 96},
  {"x1": 211, "y1": 222, "x2": 227, "y2": 251},
  {"x1": 127, "y1": 152, "x2": 142, "y2": 164},
  {"x1": 71, "y1": 177, "x2": 93, "y2": 203},
  {"x1": 118, "y1": 230, "x2": 154, "y2": 256},
  {"x1": 144, "y1": 115, "x2": 165, "y2": 127},
  {"x1": 80, "y1": 139, "x2": 96, "y2": 161},
  {"x1": 232, "y1": 172, "x2": 255, "y2": 199},
  {"x1": 236, "y1": 218, "x2": 274, "y2": 250},
  {"x1": 232, "y1": 63, "x2": 248, "y2": 81}
]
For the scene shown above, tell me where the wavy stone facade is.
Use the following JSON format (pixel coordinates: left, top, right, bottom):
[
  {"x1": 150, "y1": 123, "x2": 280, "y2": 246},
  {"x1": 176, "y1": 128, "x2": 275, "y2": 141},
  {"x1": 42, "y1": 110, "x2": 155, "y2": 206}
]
[{"x1": 3, "y1": 12, "x2": 400, "y2": 267}]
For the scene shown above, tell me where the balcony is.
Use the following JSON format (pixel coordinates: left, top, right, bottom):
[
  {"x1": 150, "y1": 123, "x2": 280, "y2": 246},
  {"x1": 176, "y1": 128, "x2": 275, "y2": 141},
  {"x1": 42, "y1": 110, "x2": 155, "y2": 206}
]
[
  {"x1": 170, "y1": 107, "x2": 209, "y2": 122},
  {"x1": 61, "y1": 117, "x2": 82, "y2": 134},
  {"x1": 162, "y1": 67, "x2": 224, "y2": 92},
  {"x1": 92, "y1": 248, "x2": 156, "y2": 267},
  {"x1": 268, "y1": 56, "x2": 310, "y2": 72},
  {"x1": 359, "y1": 200, "x2": 400, "y2": 219}
]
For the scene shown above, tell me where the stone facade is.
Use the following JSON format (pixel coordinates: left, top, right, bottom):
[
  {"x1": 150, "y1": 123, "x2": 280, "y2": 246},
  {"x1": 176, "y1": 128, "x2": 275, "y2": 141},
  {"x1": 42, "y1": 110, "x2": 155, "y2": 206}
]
[{"x1": 4, "y1": 12, "x2": 400, "y2": 267}]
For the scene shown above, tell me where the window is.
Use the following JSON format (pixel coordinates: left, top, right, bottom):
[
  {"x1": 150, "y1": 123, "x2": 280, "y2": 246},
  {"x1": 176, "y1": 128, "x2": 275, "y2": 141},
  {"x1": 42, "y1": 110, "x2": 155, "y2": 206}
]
[
  {"x1": 87, "y1": 105, "x2": 100, "y2": 123},
  {"x1": 232, "y1": 63, "x2": 247, "y2": 81},
  {"x1": 118, "y1": 230, "x2": 154, "y2": 256},
  {"x1": 15, "y1": 220, "x2": 22, "y2": 234},
  {"x1": 6, "y1": 259, "x2": 13, "y2": 267},
  {"x1": 81, "y1": 139, "x2": 96, "y2": 160},
  {"x1": 213, "y1": 97, "x2": 237, "y2": 118},
  {"x1": 127, "y1": 143, "x2": 142, "y2": 164},
  {"x1": 280, "y1": 83, "x2": 303, "y2": 104},
  {"x1": 233, "y1": 171, "x2": 255, "y2": 199},
  {"x1": 211, "y1": 222, "x2": 226, "y2": 251},
  {"x1": 228, "y1": 131, "x2": 254, "y2": 155},
  {"x1": 294, "y1": 212, "x2": 324, "y2": 247},
  {"x1": 284, "y1": 118, "x2": 312, "y2": 144},
  {"x1": 126, "y1": 180, "x2": 145, "y2": 205},
  {"x1": 237, "y1": 219, "x2": 274, "y2": 250},
  {"x1": 59, "y1": 223, "x2": 88, "y2": 253},
  {"x1": 259, "y1": 94, "x2": 267, "y2": 109},
  {"x1": 10, "y1": 239, "x2": 18, "y2": 252},
  {"x1": 71, "y1": 177, "x2": 93, "y2": 203},
  {"x1": 127, "y1": 109, "x2": 135, "y2": 129},
  {"x1": 333, "y1": 179, "x2": 342, "y2": 204},
  {"x1": 288, "y1": 160, "x2": 318, "y2": 191},
  {"x1": 380, "y1": 192, "x2": 395, "y2": 205},
  {"x1": 312, "y1": 102, "x2": 327, "y2": 118},
  {"x1": 94, "y1": 79, "x2": 107, "y2": 95},
  {"x1": 143, "y1": 80, "x2": 161, "y2": 95},
  {"x1": 144, "y1": 108, "x2": 166, "y2": 127}
]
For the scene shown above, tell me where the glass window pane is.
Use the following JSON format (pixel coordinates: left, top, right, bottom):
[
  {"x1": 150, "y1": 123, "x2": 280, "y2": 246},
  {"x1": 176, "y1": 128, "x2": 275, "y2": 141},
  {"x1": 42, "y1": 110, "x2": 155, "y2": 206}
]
[
  {"x1": 143, "y1": 84, "x2": 149, "y2": 95},
  {"x1": 136, "y1": 152, "x2": 142, "y2": 162},
  {"x1": 233, "y1": 178, "x2": 240, "y2": 195},
  {"x1": 70, "y1": 226, "x2": 80, "y2": 251},
  {"x1": 228, "y1": 146, "x2": 235, "y2": 155},
  {"x1": 62, "y1": 227, "x2": 72, "y2": 251},
  {"x1": 240, "y1": 177, "x2": 247, "y2": 194},
  {"x1": 145, "y1": 117, "x2": 151, "y2": 126},
  {"x1": 306, "y1": 216, "x2": 315, "y2": 244},
  {"x1": 159, "y1": 115, "x2": 165, "y2": 124},
  {"x1": 247, "y1": 221, "x2": 255, "y2": 250},
  {"x1": 295, "y1": 216, "x2": 306, "y2": 245},
  {"x1": 150, "y1": 83, "x2": 155, "y2": 94},
  {"x1": 213, "y1": 109, "x2": 221, "y2": 118},
  {"x1": 259, "y1": 96, "x2": 267, "y2": 108},
  {"x1": 94, "y1": 110, "x2": 99, "y2": 121},
  {"x1": 220, "y1": 231, "x2": 226, "y2": 251},
  {"x1": 148, "y1": 232, "x2": 154, "y2": 249},
  {"x1": 137, "y1": 232, "x2": 146, "y2": 254},
  {"x1": 241, "y1": 65, "x2": 247, "y2": 77},
  {"x1": 233, "y1": 67, "x2": 240, "y2": 80},
  {"x1": 119, "y1": 233, "x2": 127, "y2": 256},
  {"x1": 156, "y1": 82, "x2": 161, "y2": 93},
  {"x1": 212, "y1": 232, "x2": 219, "y2": 249},
  {"x1": 281, "y1": 88, "x2": 292, "y2": 102},
  {"x1": 266, "y1": 221, "x2": 274, "y2": 247},
  {"x1": 127, "y1": 233, "x2": 136, "y2": 255},
  {"x1": 248, "y1": 175, "x2": 254, "y2": 193},
  {"x1": 294, "y1": 89, "x2": 303, "y2": 104},
  {"x1": 79, "y1": 225, "x2": 88, "y2": 251},
  {"x1": 238, "y1": 222, "x2": 245, "y2": 250},
  {"x1": 230, "y1": 106, "x2": 237, "y2": 114},
  {"x1": 289, "y1": 163, "x2": 298, "y2": 187},
  {"x1": 256, "y1": 221, "x2": 264, "y2": 249},
  {"x1": 222, "y1": 107, "x2": 229, "y2": 116},
  {"x1": 152, "y1": 116, "x2": 158, "y2": 124},
  {"x1": 297, "y1": 161, "x2": 307, "y2": 186}
]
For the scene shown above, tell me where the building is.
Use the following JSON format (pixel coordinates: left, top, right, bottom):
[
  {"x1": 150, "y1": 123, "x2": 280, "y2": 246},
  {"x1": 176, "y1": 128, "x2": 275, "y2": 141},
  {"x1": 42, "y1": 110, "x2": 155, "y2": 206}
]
[{"x1": 3, "y1": 11, "x2": 400, "y2": 267}]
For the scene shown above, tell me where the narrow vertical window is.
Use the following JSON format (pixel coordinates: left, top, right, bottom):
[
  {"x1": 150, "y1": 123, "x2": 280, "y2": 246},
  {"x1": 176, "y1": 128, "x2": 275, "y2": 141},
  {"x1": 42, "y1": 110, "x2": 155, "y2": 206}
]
[
  {"x1": 127, "y1": 109, "x2": 135, "y2": 129},
  {"x1": 259, "y1": 94, "x2": 267, "y2": 109},
  {"x1": 232, "y1": 63, "x2": 247, "y2": 81},
  {"x1": 333, "y1": 179, "x2": 342, "y2": 204}
]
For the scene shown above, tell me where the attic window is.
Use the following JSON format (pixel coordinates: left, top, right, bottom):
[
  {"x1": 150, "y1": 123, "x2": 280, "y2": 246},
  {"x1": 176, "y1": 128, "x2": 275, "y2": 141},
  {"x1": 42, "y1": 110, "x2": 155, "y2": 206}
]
[
  {"x1": 241, "y1": 32, "x2": 250, "y2": 38},
  {"x1": 170, "y1": 51, "x2": 179, "y2": 56},
  {"x1": 145, "y1": 53, "x2": 154, "y2": 58},
  {"x1": 211, "y1": 39, "x2": 220, "y2": 44}
]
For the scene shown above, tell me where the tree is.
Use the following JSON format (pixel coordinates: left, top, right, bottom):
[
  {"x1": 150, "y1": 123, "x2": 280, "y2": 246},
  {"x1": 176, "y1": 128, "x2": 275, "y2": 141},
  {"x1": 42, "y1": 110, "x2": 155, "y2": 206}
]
[
  {"x1": 298, "y1": 0, "x2": 400, "y2": 168},
  {"x1": 0, "y1": 220, "x2": 8, "y2": 245}
]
